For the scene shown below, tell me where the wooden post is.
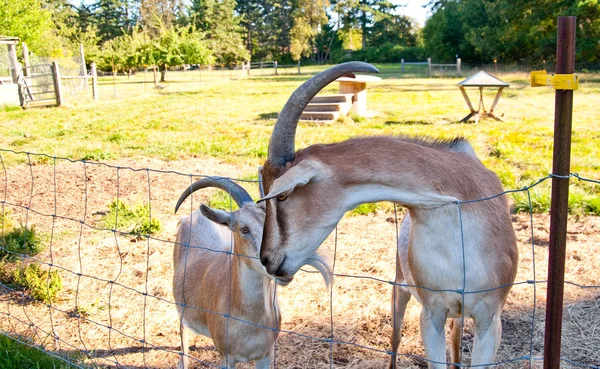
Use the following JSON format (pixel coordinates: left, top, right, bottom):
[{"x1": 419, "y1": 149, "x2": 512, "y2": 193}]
[
  {"x1": 297, "y1": 60, "x2": 301, "y2": 75},
  {"x1": 51, "y1": 61, "x2": 63, "y2": 107},
  {"x1": 22, "y1": 43, "x2": 30, "y2": 77},
  {"x1": 427, "y1": 57, "x2": 432, "y2": 78},
  {"x1": 274, "y1": 61, "x2": 278, "y2": 76},
  {"x1": 8, "y1": 44, "x2": 19, "y2": 84},
  {"x1": 543, "y1": 16, "x2": 576, "y2": 369},
  {"x1": 401, "y1": 58, "x2": 405, "y2": 73},
  {"x1": 16, "y1": 63, "x2": 26, "y2": 108},
  {"x1": 91, "y1": 62, "x2": 98, "y2": 102},
  {"x1": 457, "y1": 58, "x2": 461, "y2": 75},
  {"x1": 79, "y1": 43, "x2": 88, "y2": 91}
]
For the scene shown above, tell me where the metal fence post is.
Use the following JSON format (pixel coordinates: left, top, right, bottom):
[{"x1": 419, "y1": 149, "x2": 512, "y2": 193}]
[
  {"x1": 297, "y1": 60, "x2": 301, "y2": 75},
  {"x1": 401, "y1": 58, "x2": 405, "y2": 73},
  {"x1": 51, "y1": 61, "x2": 63, "y2": 107},
  {"x1": 91, "y1": 62, "x2": 98, "y2": 102},
  {"x1": 274, "y1": 61, "x2": 278, "y2": 76},
  {"x1": 457, "y1": 58, "x2": 461, "y2": 75},
  {"x1": 543, "y1": 16, "x2": 576, "y2": 369},
  {"x1": 427, "y1": 57, "x2": 432, "y2": 78}
]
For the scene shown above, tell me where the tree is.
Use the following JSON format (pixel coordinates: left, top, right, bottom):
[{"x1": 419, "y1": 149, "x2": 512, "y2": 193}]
[
  {"x1": 139, "y1": 0, "x2": 186, "y2": 37},
  {"x1": 289, "y1": 0, "x2": 329, "y2": 61},
  {"x1": 423, "y1": 0, "x2": 600, "y2": 64},
  {"x1": 189, "y1": 0, "x2": 249, "y2": 65},
  {"x1": 0, "y1": 0, "x2": 56, "y2": 55},
  {"x1": 150, "y1": 26, "x2": 213, "y2": 81},
  {"x1": 93, "y1": 0, "x2": 129, "y2": 43}
]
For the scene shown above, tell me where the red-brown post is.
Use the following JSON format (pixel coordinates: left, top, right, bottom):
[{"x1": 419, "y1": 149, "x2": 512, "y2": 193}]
[{"x1": 543, "y1": 16, "x2": 576, "y2": 369}]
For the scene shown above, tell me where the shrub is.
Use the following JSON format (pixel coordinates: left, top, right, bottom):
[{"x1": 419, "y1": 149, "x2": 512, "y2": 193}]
[
  {"x1": 12, "y1": 263, "x2": 62, "y2": 304},
  {"x1": 0, "y1": 209, "x2": 12, "y2": 230},
  {"x1": 102, "y1": 200, "x2": 161, "y2": 237},
  {"x1": 0, "y1": 262, "x2": 63, "y2": 304},
  {"x1": 0, "y1": 226, "x2": 44, "y2": 261}
]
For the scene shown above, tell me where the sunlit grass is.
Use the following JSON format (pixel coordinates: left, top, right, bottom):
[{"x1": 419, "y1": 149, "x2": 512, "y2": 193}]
[{"x1": 1, "y1": 68, "x2": 599, "y2": 214}]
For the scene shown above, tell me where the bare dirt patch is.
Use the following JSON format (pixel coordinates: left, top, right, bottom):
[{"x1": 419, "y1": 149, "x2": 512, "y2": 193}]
[{"x1": 0, "y1": 155, "x2": 598, "y2": 368}]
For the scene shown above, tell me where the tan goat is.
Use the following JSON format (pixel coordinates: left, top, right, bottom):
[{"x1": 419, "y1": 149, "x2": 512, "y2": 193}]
[
  {"x1": 257, "y1": 62, "x2": 518, "y2": 368},
  {"x1": 173, "y1": 177, "x2": 330, "y2": 369}
]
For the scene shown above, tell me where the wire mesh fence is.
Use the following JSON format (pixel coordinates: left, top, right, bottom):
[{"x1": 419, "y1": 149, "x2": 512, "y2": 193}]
[
  {"x1": 92, "y1": 65, "x2": 248, "y2": 102},
  {"x1": 0, "y1": 148, "x2": 598, "y2": 368}
]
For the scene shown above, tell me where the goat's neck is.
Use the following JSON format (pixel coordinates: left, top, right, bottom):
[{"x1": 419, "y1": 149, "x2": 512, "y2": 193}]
[
  {"x1": 334, "y1": 164, "x2": 460, "y2": 214},
  {"x1": 229, "y1": 250, "x2": 276, "y2": 316}
]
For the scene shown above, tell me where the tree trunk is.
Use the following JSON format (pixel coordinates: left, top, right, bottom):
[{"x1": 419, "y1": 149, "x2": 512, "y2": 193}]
[
  {"x1": 361, "y1": 6, "x2": 367, "y2": 49},
  {"x1": 160, "y1": 65, "x2": 166, "y2": 82}
]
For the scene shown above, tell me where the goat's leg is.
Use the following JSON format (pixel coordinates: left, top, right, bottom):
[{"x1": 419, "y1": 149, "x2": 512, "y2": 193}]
[
  {"x1": 178, "y1": 319, "x2": 190, "y2": 369},
  {"x1": 388, "y1": 269, "x2": 411, "y2": 368},
  {"x1": 471, "y1": 311, "x2": 502, "y2": 368},
  {"x1": 255, "y1": 353, "x2": 272, "y2": 369},
  {"x1": 220, "y1": 355, "x2": 237, "y2": 369},
  {"x1": 420, "y1": 307, "x2": 447, "y2": 369},
  {"x1": 449, "y1": 318, "x2": 463, "y2": 369}
]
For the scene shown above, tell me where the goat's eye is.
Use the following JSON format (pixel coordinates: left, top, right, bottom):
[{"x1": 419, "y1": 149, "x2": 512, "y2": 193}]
[
  {"x1": 276, "y1": 193, "x2": 288, "y2": 201},
  {"x1": 240, "y1": 227, "x2": 250, "y2": 234}
]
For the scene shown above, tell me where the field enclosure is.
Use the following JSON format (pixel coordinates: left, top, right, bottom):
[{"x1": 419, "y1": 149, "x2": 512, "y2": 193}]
[{"x1": 0, "y1": 69, "x2": 599, "y2": 368}]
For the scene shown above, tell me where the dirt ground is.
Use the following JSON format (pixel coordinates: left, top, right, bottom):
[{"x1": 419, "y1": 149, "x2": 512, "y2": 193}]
[{"x1": 0, "y1": 154, "x2": 598, "y2": 369}]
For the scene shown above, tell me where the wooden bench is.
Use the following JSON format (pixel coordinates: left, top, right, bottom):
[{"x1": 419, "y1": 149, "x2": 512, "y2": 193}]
[{"x1": 336, "y1": 74, "x2": 382, "y2": 116}]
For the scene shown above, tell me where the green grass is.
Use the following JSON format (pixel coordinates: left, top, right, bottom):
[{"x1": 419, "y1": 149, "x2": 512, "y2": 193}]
[
  {"x1": 0, "y1": 334, "x2": 79, "y2": 369},
  {"x1": 1, "y1": 262, "x2": 63, "y2": 304},
  {"x1": 1, "y1": 66, "x2": 599, "y2": 214},
  {"x1": 0, "y1": 226, "x2": 45, "y2": 261},
  {"x1": 101, "y1": 199, "x2": 161, "y2": 237}
]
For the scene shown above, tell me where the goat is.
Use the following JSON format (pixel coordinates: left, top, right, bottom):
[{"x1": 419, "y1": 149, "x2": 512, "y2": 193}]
[
  {"x1": 257, "y1": 62, "x2": 518, "y2": 368},
  {"x1": 173, "y1": 177, "x2": 330, "y2": 369},
  {"x1": 173, "y1": 177, "x2": 277, "y2": 369}
]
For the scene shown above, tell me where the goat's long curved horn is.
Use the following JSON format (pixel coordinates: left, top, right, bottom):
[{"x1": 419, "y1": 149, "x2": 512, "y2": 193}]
[
  {"x1": 174, "y1": 177, "x2": 253, "y2": 213},
  {"x1": 268, "y1": 62, "x2": 379, "y2": 167}
]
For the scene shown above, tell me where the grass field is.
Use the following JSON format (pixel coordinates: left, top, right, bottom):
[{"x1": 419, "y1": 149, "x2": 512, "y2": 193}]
[
  {"x1": 1, "y1": 65, "x2": 599, "y2": 214},
  {"x1": 0, "y1": 65, "x2": 599, "y2": 368}
]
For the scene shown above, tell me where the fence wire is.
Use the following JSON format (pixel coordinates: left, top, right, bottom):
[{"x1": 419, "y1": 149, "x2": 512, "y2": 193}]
[{"x1": 0, "y1": 148, "x2": 598, "y2": 368}]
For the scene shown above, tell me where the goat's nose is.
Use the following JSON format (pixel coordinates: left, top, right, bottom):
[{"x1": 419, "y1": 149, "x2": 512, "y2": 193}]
[{"x1": 260, "y1": 256, "x2": 269, "y2": 267}]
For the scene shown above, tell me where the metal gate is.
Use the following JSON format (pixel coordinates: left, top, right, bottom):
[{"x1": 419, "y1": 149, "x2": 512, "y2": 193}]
[{"x1": 18, "y1": 62, "x2": 62, "y2": 108}]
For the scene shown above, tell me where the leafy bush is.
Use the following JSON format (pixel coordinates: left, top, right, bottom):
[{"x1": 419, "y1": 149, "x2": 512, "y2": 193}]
[
  {"x1": 0, "y1": 226, "x2": 45, "y2": 261},
  {"x1": 103, "y1": 200, "x2": 161, "y2": 237},
  {"x1": 350, "y1": 203, "x2": 380, "y2": 216},
  {"x1": 0, "y1": 262, "x2": 62, "y2": 304},
  {"x1": 0, "y1": 209, "x2": 12, "y2": 230},
  {"x1": 11, "y1": 263, "x2": 62, "y2": 304}
]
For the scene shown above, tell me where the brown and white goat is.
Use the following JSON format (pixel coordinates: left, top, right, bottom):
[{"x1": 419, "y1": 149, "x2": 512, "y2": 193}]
[
  {"x1": 173, "y1": 177, "x2": 330, "y2": 369},
  {"x1": 257, "y1": 62, "x2": 518, "y2": 368},
  {"x1": 173, "y1": 177, "x2": 278, "y2": 369}
]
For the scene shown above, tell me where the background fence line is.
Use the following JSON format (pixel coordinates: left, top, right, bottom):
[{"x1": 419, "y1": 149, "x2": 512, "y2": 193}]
[{"x1": 0, "y1": 148, "x2": 598, "y2": 368}]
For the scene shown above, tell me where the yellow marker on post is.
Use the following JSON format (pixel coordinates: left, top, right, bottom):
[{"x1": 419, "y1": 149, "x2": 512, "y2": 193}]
[{"x1": 530, "y1": 70, "x2": 579, "y2": 90}]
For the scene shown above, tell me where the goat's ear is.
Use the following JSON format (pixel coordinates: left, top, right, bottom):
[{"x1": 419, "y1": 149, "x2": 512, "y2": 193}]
[
  {"x1": 200, "y1": 205, "x2": 234, "y2": 229},
  {"x1": 259, "y1": 159, "x2": 325, "y2": 202}
]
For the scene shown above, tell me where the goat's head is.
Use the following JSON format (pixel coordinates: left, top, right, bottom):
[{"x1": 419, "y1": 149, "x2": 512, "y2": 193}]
[
  {"x1": 259, "y1": 62, "x2": 379, "y2": 280},
  {"x1": 175, "y1": 177, "x2": 271, "y2": 278},
  {"x1": 175, "y1": 177, "x2": 331, "y2": 286}
]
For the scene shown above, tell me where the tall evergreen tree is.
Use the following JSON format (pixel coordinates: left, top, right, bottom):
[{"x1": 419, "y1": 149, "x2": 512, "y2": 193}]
[{"x1": 189, "y1": 0, "x2": 248, "y2": 64}]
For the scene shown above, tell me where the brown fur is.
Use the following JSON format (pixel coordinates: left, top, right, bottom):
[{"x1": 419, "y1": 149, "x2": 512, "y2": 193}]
[{"x1": 261, "y1": 135, "x2": 518, "y2": 368}]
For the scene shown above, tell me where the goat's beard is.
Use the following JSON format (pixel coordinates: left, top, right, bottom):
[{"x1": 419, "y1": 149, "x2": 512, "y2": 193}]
[{"x1": 304, "y1": 252, "x2": 333, "y2": 288}]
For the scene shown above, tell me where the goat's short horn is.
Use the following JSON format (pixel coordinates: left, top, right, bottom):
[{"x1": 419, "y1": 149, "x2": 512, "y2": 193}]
[
  {"x1": 268, "y1": 62, "x2": 379, "y2": 167},
  {"x1": 174, "y1": 177, "x2": 253, "y2": 213}
]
